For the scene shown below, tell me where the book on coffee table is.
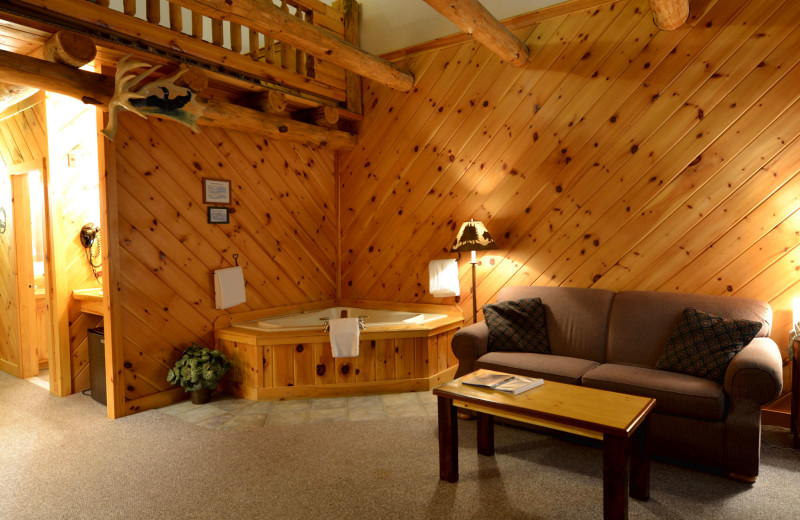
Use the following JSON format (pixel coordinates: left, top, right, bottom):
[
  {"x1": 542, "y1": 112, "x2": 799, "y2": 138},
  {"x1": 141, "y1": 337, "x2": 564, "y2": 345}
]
[
  {"x1": 493, "y1": 376, "x2": 544, "y2": 395},
  {"x1": 462, "y1": 373, "x2": 544, "y2": 395},
  {"x1": 462, "y1": 372, "x2": 514, "y2": 388}
]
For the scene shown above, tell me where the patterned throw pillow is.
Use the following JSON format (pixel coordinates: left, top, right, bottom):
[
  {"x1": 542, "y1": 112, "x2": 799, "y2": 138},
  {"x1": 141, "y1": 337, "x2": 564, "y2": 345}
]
[
  {"x1": 483, "y1": 297, "x2": 550, "y2": 354},
  {"x1": 655, "y1": 307, "x2": 762, "y2": 382}
]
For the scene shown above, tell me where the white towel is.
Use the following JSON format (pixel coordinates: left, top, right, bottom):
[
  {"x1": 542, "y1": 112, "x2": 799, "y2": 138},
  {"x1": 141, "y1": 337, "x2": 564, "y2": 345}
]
[
  {"x1": 429, "y1": 259, "x2": 460, "y2": 297},
  {"x1": 329, "y1": 318, "x2": 360, "y2": 358},
  {"x1": 214, "y1": 266, "x2": 246, "y2": 310}
]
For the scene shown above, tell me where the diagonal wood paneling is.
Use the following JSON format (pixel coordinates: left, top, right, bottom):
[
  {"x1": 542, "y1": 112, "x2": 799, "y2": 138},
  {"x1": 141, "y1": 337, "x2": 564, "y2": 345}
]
[
  {"x1": 339, "y1": 0, "x2": 800, "y2": 360},
  {"x1": 113, "y1": 115, "x2": 336, "y2": 402}
]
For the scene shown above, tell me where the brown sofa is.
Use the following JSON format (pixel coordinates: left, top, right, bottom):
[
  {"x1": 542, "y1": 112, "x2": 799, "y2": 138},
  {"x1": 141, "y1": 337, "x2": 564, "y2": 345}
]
[{"x1": 452, "y1": 286, "x2": 783, "y2": 481}]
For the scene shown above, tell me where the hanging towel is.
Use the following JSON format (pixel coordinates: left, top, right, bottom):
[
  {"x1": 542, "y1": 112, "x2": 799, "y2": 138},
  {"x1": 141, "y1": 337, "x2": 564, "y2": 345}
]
[
  {"x1": 214, "y1": 266, "x2": 246, "y2": 310},
  {"x1": 329, "y1": 318, "x2": 360, "y2": 358},
  {"x1": 429, "y1": 259, "x2": 460, "y2": 297}
]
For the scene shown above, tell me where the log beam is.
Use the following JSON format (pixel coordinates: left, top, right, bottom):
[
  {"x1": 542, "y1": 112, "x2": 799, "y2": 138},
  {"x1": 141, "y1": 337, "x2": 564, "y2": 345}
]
[
  {"x1": 41, "y1": 31, "x2": 97, "y2": 67},
  {"x1": 257, "y1": 90, "x2": 288, "y2": 114},
  {"x1": 1, "y1": 30, "x2": 97, "y2": 113},
  {"x1": 648, "y1": 0, "x2": 689, "y2": 31},
  {"x1": 422, "y1": 0, "x2": 529, "y2": 67},
  {"x1": 0, "y1": 83, "x2": 38, "y2": 114},
  {"x1": 0, "y1": 49, "x2": 358, "y2": 150},
  {"x1": 294, "y1": 106, "x2": 339, "y2": 128},
  {"x1": 167, "y1": 0, "x2": 415, "y2": 92}
]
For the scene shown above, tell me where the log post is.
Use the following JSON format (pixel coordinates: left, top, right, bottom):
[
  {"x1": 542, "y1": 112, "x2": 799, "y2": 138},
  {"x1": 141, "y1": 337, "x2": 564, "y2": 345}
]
[
  {"x1": 422, "y1": 0, "x2": 529, "y2": 67},
  {"x1": 122, "y1": 0, "x2": 136, "y2": 16},
  {"x1": 280, "y1": 1, "x2": 292, "y2": 70},
  {"x1": 145, "y1": 0, "x2": 161, "y2": 24},
  {"x1": 649, "y1": 0, "x2": 689, "y2": 31},
  {"x1": 295, "y1": 9, "x2": 307, "y2": 76},
  {"x1": 192, "y1": 10, "x2": 204, "y2": 38},
  {"x1": 339, "y1": 0, "x2": 362, "y2": 114},
  {"x1": 211, "y1": 18, "x2": 223, "y2": 46},
  {"x1": 249, "y1": 29, "x2": 261, "y2": 58},
  {"x1": 169, "y1": 4, "x2": 183, "y2": 32},
  {"x1": 230, "y1": 22, "x2": 242, "y2": 53}
]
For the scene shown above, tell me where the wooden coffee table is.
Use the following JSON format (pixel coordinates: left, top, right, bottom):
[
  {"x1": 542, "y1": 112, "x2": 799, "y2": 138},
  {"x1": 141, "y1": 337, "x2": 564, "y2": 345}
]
[{"x1": 433, "y1": 369, "x2": 656, "y2": 520}]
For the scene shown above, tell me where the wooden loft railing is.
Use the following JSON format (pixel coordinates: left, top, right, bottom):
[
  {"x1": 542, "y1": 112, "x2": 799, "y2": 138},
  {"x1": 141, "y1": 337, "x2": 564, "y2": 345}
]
[
  {"x1": 7, "y1": 0, "x2": 352, "y2": 108},
  {"x1": 97, "y1": 0, "x2": 347, "y2": 103}
]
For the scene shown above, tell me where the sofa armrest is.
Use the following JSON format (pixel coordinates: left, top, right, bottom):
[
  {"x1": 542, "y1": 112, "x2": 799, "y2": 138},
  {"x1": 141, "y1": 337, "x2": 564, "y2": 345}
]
[
  {"x1": 451, "y1": 322, "x2": 489, "y2": 378},
  {"x1": 724, "y1": 337, "x2": 783, "y2": 406}
]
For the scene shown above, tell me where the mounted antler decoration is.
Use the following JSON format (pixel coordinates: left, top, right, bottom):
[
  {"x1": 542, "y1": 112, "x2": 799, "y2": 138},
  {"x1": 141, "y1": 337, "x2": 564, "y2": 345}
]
[{"x1": 102, "y1": 54, "x2": 205, "y2": 140}]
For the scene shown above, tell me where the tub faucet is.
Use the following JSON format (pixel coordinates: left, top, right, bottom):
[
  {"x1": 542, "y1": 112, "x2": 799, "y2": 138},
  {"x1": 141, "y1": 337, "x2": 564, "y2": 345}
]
[{"x1": 321, "y1": 317, "x2": 366, "y2": 332}]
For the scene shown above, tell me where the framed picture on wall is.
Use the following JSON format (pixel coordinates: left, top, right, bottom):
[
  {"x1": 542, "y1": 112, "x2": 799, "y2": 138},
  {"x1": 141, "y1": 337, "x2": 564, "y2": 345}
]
[
  {"x1": 202, "y1": 178, "x2": 231, "y2": 205},
  {"x1": 207, "y1": 206, "x2": 230, "y2": 224}
]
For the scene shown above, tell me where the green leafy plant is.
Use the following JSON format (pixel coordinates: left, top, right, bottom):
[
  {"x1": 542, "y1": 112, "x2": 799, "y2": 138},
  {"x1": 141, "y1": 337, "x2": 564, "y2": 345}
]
[{"x1": 166, "y1": 344, "x2": 232, "y2": 392}]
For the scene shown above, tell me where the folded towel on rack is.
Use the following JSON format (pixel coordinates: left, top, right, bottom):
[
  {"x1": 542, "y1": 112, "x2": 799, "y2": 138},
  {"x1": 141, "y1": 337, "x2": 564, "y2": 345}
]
[
  {"x1": 329, "y1": 318, "x2": 360, "y2": 358},
  {"x1": 429, "y1": 259, "x2": 460, "y2": 297},
  {"x1": 214, "y1": 266, "x2": 246, "y2": 310}
]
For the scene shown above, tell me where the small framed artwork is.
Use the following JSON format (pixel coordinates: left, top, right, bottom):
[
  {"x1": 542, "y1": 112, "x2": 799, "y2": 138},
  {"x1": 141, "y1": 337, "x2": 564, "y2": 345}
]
[
  {"x1": 203, "y1": 178, "x2": 231, "y2": 205},
  {"x1": 207, "y1": 206, "x2": 230, "y2": 224}
]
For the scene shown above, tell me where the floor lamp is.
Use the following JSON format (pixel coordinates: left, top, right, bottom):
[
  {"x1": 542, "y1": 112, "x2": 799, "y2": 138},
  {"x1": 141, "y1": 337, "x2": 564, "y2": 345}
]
[{"x1": 450, "y1": 220, "x2": 498, "y2": 323}]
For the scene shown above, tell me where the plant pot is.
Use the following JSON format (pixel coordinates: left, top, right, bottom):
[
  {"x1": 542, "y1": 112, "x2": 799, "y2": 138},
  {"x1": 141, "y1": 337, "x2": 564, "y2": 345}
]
[{"x1": 190, "y1": 388, "x2": 211, "y2": 404}]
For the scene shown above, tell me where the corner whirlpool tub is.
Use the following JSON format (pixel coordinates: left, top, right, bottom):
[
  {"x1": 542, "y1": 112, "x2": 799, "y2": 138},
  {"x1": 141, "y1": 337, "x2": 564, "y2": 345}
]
[{"x1": 214, "y1": 301, "x2": 464, "y2": 400}]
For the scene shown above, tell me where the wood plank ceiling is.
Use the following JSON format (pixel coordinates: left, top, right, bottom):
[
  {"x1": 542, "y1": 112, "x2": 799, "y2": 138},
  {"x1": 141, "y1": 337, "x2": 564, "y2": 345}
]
[{"x1": 338, "y1": 0, "x2": 800, "y2": 352}]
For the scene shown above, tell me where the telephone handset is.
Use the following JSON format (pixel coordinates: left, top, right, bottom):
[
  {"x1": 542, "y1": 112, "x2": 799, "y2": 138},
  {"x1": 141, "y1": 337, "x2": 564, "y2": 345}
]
[
  {"x1": 80, "y1": 223, "x2": 102, "y2": 282},
  {"x1": 80, "y1": 224, "x2": 99, "y2": 248}
]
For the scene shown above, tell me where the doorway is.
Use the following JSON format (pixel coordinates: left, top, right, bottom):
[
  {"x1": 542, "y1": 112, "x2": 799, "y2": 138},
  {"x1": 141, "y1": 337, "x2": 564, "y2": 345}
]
[{"x1": 9, "y1": 160, "x2": 52, "y2": 386}]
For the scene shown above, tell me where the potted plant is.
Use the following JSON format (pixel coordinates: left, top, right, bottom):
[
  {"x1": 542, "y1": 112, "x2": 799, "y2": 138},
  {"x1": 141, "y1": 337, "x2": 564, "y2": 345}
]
[{"x1": 166, "y1": 344, "x2": 232, "y2": 404}]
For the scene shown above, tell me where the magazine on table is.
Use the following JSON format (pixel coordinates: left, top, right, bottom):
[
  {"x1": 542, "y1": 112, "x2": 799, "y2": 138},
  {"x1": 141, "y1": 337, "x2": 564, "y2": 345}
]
[
  {"x1": 463, "y1": 373, "x2": 544, "y2": 395},
  {"x1": 462, "y1": 372, "x2": 514, "y2": 388},
  {"x1": 493, "y1": 376, "x2": 543, "y2": 395}
]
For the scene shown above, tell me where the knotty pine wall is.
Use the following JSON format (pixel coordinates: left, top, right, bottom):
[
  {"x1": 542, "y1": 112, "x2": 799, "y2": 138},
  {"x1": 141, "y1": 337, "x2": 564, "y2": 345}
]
[
  {"x1": 111, "y1": 115, "x2": 336, "y2": 405},
  {"x1": 339, "y1": 0, "x2": 800, "y2": 361},
  {"x1": 45, "y1": 93, "x2": 104, "y2": 394}
]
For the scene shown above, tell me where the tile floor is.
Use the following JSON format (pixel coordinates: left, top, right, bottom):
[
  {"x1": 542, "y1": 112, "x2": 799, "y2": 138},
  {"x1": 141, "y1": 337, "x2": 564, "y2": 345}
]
[
  {"x1": 23, "y1": 368, "x2": 438, "y2": 430},
  {"x1": 26, "y1": 369, "x2": 50, "y2": 391},
  {"x1": 155, "y1": 390, "x2": 440, "y2": 430}
]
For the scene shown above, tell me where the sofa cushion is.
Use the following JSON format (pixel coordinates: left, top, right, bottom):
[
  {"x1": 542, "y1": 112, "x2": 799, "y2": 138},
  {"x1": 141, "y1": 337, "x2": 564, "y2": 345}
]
[
  {"x1": 655, "y1": 307, "x2": 762, "y2": 383},
  {"x1": 476, "y1": 352, "x2": 600, "y2": 385},
  {"x1": 483, "y1": 298, "x2": 550, "y2": 354},
  {"x1": 606, "y1": 290, "x2": 772, "y2": 367},
  {"x1": 581, "y1": 363, "x2": 726, "y2": 421},
  {"x1": 495, "y1": 286, "x2": 614, "y2": 362}
]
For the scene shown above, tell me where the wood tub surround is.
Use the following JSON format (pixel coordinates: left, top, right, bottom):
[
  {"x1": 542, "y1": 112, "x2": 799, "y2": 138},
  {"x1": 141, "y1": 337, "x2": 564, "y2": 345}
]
[{"x1": 215, "y1": 301, "x2": 463, "y2": 400}]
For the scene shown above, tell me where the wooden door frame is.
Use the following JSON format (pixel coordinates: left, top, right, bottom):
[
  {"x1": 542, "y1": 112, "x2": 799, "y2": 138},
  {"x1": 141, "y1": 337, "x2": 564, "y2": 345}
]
[{"x1": 96, "y1": 108, "x2": 124, "y2": 419}]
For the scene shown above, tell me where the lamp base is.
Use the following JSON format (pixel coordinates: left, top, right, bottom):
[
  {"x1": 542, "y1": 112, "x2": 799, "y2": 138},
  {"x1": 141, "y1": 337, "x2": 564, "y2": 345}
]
[{"x1": 470, "y1": 261, "x2": 478, "y2": 324}]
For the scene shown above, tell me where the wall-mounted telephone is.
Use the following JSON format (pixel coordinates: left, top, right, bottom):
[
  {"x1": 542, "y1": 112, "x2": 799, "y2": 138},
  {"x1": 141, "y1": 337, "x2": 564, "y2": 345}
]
[
  {"x1": 80, "y1": 224, "x2": 99, "y2": 248},
  {"x1": 80, "y1": 223, "x2": 102, "y2": 282}
]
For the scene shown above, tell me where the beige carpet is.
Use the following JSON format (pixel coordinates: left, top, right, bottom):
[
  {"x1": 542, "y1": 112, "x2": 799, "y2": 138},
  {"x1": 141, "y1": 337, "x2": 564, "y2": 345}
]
[{"x1": 1, "y1": 370, "x2": 799, "y2": 520}]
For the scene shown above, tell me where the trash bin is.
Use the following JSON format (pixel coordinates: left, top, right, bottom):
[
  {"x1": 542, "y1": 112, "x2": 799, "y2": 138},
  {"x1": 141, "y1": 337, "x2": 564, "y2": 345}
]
[{"x1": 88, "y1": 327, "x2": 106, "y2": 405}]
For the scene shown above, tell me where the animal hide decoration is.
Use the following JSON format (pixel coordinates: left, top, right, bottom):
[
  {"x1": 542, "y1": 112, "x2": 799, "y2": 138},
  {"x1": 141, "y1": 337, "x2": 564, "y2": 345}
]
[{"x1": 102, "y1": 54, "x2": 205, "y2": 140}]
